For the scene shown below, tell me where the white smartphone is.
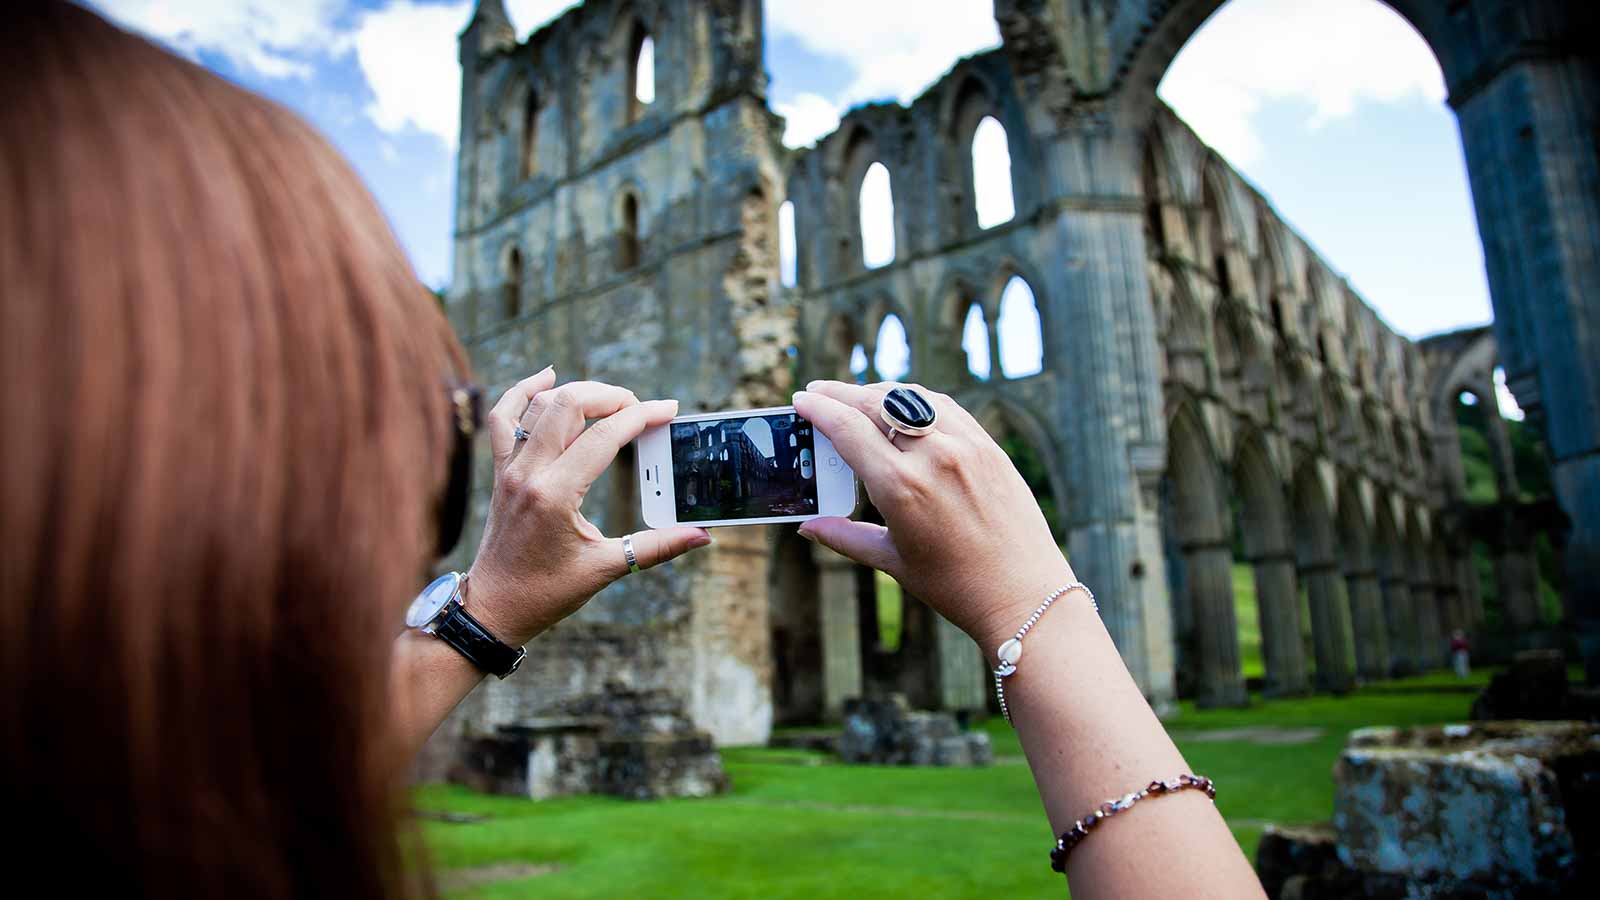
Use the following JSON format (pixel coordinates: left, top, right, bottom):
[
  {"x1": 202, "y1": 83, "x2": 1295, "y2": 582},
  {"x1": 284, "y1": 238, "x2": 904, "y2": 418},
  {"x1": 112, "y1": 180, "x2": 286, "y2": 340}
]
[{"x1": 635, "y1": 405, "x2": 857, "y2": 529}]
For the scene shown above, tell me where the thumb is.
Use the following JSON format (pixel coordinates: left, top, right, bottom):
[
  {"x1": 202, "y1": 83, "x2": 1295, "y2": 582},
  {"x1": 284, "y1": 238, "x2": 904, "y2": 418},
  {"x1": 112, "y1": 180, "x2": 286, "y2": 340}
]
[
  {"x1": 797, "y1": 517, "x2": 902, "y2": 574},
  {"x1": 615, "y1": 527, "x2": 713, "y2": 575}
]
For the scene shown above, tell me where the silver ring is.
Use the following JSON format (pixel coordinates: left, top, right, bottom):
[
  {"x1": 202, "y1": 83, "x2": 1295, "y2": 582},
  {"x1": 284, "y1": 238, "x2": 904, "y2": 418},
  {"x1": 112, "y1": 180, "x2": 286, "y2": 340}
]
[
  {"x1": 622, "y1": 534, "x2": 641, "y2": 574},
  {"x1": 512, "y1": 425, "x2": 530, "y2": 442},
  {"x1": 880, "y1": 387, "x2": 938, "y2": 439}
]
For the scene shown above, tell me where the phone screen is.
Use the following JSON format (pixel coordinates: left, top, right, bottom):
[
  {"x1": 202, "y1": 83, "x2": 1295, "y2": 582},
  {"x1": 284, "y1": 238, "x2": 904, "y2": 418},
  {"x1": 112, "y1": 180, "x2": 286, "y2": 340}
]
[{"x1": 669, "y1": 411, "x2": 818, "y2": 522}]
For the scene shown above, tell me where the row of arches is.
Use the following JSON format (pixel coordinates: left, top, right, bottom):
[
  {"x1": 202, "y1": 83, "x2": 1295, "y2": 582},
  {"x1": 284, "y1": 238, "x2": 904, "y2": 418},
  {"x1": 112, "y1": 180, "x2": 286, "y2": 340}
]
[
  {"x1": 1164, "y1": 402, "x2": 1467, "y2": 705},
  {"x1": 1144, "y1": 108, "x2": 1424, "y2": 415},
  {"x1": 819, "y1": 272, "x2": 1045, "y2": 386}
]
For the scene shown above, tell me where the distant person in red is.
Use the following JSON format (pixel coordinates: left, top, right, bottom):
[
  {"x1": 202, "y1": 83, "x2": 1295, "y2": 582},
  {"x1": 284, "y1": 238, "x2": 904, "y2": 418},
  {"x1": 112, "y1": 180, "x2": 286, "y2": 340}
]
[{"x1": 1451, "y1": 630, "x2": 1472, "y2": 679}]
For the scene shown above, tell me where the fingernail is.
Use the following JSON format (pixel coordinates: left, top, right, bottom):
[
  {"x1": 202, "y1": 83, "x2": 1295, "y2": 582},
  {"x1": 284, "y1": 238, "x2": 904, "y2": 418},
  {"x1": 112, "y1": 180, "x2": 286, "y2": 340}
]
[
  {"x1": 689, "y1": 530, "x2": 713, "y2": 548},
  {"x1": 806, "y1": 380, "x2": 825, "y2": 391},
  {"x1": 793, "y1": 390, "x2": 812, "y2": 404},
  {"x1": 540, "y1": 364, "x2": 554, "y2": 375},
  {"x1": 797, "y1": 527, "x2": 816, "y2": 543}
]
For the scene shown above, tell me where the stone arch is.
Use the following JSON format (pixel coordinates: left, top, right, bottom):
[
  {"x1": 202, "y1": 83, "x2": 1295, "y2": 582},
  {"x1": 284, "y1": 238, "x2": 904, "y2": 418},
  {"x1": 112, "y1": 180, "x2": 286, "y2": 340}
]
[
  {"x1": 1163, "y1": 403, "x2": 1246, "y2": 706},
  {"x1": 930, "y1": 269, "x2": 991, "y2": 384},
  {"x1": 1197, "y1": 161, "x2": 1242, "y2": 297},
  {"x1": 946, "y1": 74, "x2": 1014, "y2": 234},
  {"x1": 1290, "y1": 460, "x2": 1355, "y2": 693},
  {"x1": 989, "y1": 258, "x2": 1049, "y2": 380},
  {"x1": 835, "y1": 125, "x2": 888, "y2": 272},
  {"x1": 1231, "y1": 430, "x2": 1309, "y2": 696},
  {"x1": 1117, "y1": 2, "x2": 1445, "y2": 130},
  {"x1": 1141, "y1": 121, "x2": 1189, "y2": 257},
  {"x1": 499, "y1": 240, "x2": 524, "y2": 321},
  {"x1": 614, "y1": 183, "x2": 643, "y2": 270},
  {"x1": 817, "y1": 310, "x2": 864, "y2": 383},
  {"x1": 1160, "y1": 266, "x2": 1209, "y2": 392},
  {"x1": 970, "y1": 395, "x2": 1070, "y2": 541},
  {"x1": 619, "y1": 15, "x2": 655, "y2": 123}
]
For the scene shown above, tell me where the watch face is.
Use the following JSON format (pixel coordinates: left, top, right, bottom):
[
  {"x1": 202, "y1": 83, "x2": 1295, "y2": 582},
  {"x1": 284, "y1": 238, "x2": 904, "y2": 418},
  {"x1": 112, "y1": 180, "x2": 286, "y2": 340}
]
[{"x1": 406, "y1": 572, "x2": 460, "y2": 629}]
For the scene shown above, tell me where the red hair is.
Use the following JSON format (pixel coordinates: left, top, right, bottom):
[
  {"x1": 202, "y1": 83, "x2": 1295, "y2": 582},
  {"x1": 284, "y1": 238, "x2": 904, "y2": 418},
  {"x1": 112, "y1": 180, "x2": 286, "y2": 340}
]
[{"x1": 0, "y1": 4, "x2": 465, "y2": 895}]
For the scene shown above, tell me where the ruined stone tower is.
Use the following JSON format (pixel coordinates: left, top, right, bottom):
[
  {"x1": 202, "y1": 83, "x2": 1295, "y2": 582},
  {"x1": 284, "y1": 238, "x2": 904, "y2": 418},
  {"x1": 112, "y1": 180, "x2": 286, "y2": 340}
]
[
  {"x1": 442, "y1": 0, "x2": 790, "y2": 745},
  {"x1": 435, "y1": 0, "x2": 1594, "y2": 755}
]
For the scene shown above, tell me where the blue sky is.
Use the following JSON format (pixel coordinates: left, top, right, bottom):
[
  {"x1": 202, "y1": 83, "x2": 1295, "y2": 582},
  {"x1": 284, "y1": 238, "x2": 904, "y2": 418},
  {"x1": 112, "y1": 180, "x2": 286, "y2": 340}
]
[{"x1": 92, "y1": 0, "x2": 1493, "y2": 346}]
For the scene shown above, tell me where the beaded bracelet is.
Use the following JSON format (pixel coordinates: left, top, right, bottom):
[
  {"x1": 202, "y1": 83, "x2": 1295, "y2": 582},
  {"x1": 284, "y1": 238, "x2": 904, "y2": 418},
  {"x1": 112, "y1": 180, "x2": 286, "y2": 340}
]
[
  {"x1": 1049, "y1": 774, "x2": 1216, "y2": 873},
  {"x1": 992, "y1": 582, "x2": 1097, "y2": 724}
]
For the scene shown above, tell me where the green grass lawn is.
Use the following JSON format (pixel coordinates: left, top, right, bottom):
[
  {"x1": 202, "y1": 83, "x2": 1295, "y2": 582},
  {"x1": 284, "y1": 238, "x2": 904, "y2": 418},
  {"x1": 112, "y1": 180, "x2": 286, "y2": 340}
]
[{"x1": 414, "y1": 670, "x2": 1493, "y2": 898}]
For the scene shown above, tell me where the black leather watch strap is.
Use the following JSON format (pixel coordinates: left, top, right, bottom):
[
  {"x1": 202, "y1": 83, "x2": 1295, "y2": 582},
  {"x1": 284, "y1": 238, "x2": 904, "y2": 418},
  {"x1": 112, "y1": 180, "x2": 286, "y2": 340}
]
[{"x1": 435, "y1": 604, "x2": 526, "y2": 678}]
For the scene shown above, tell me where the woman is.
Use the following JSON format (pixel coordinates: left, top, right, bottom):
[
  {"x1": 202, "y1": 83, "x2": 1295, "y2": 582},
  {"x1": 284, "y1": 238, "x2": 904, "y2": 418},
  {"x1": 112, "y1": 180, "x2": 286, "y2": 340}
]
[{"x1": 1, "y1": 4, "x2": 1263, "y2": 897}]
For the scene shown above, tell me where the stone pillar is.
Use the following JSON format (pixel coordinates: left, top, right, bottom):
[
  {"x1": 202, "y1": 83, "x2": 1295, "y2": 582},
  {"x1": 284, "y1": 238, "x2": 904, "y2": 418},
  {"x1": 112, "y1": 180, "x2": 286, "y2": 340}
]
[
  {"x1": 1300, "y1": 560, "x2": 1355, "y2": 694},
  {"x1": 1344, "y1": 565, "x2": 1389, "y2": 682},
  {"x1": 1432, "y1": 547, "x2": 1464, "y2": 644},
  {"x1": 687, "y1": 527, "x2": 775, "y2": 744},
  {"x1": 1450, "y1": 36, "x2": 1600, "y2": 681},
  {"x1": 933, "y1": 616, "x2": 988, "y2": 712},
  {"x1": 1410, "y1": 572, "x2": 1442, "y2": 672},
  {"x1": 1252, "y1": 551, "x2": 1309, "y2": 697},
  {"x1": 1380, "y1": 573, "x2": 1418, "y2": 678},
  {"x1": 1186, "y1": 539, "x2": 1248, "y2": 707},
  {"x1": 1052, "y1": 187, "x2": 1178, "y2": 712},
  {"x1": 813, "y1": 545, "x2": 863, "y2": 720},
  {"x1": 1495, "y1": 527, "x2": 1543, "y2": 630}
]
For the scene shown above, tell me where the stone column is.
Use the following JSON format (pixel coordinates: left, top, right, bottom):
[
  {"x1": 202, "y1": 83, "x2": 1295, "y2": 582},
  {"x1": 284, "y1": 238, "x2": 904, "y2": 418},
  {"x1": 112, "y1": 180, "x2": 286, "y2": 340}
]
[
  {"x1": 1495, "y1": 524, "x2": 1543, "y2": 630},
  {"x1": 813, "y1": 545, "x2": 863, "y2": 720},
  {"x1": 1300, "y1": 559, "x2": 1355, "y2": 694},
  {"x1": 1344, "y1": 565, "x2": 1389, "y2": 682},
  {"x1": 1380, "y1": 573, "x2": 1417, "y2": 678},
  {"x1": 1252, "y1": 551, "x2": 1309, "y2": 697},
  {"x1": 933, "y1": 616, "x2": 988, "y2": 712},
  {"x1": 1410, "y1": 574, "x2": 1442, "y2": 672},
  {"x1": 1186, "y1": 539, "x2": 1248, "y2": 707},
  {"x1": 1450, "y1": 39, "x2": 1600, "y2": 680}
]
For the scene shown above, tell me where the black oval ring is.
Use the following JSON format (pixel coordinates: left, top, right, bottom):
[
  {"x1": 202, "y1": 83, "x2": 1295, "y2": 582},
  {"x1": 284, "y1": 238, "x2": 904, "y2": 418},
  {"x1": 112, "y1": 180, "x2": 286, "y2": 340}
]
[{"x1": 881, "y1": 387, "x2": 938, "y2": 437}]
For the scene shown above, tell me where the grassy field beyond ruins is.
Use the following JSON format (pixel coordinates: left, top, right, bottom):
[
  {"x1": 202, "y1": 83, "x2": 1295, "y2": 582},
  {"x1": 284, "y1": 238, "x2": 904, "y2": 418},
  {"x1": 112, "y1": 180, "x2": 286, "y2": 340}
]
[{"x1": 416, "y1": 670, "x2": 1496, "y2": 898}]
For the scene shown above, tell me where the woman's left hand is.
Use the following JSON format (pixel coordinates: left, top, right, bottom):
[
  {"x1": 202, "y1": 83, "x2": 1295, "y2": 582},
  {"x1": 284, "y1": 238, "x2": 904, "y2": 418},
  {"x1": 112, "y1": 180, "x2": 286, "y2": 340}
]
[{"x1": 463, "y1": 367, "x2": 711, "y2": 646}]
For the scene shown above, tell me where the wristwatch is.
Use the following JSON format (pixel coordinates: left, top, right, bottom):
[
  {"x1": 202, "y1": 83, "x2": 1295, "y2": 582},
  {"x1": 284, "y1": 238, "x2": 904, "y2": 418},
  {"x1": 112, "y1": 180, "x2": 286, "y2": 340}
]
[{"x1": 405, "y1": 571, "x2": 526, "y2": 679}]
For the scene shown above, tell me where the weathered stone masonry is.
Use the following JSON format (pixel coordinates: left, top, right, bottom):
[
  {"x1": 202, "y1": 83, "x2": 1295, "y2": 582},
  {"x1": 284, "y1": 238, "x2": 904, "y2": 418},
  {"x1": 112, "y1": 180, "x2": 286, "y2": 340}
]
[{"x1": 430, "y1": 0, "x2": 1596, "y2": 753}]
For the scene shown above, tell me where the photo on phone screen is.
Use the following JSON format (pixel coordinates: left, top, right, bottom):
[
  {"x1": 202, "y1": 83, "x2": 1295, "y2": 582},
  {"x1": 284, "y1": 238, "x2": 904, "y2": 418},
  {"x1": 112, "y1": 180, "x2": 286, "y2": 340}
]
[{"x1": 669, "y1": 412, "x2": 817, "y2": 522}]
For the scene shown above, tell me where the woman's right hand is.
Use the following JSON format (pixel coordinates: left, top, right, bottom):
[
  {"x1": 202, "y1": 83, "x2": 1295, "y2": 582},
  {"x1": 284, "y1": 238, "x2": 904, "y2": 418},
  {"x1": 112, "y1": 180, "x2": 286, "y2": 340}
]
[{"x1": 792, "y1": 381, "x2": 1077, "y2": 651}]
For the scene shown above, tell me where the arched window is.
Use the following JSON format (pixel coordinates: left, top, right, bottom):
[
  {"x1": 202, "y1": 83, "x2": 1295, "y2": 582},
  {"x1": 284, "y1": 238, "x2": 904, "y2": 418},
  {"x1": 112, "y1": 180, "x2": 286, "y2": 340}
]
[
  {"x1": 519, "y1": 90, "x2": 538, "y2": 180},
  {"x1": 972, "y1": 116, "x2": 1014, "y2": 229},
  {"x1": 502, "y1": 247, "x2": 523, "y2": 319},
  {"x1": 962, "y1": 302, "x2": 991, "y2": 380},
  {"x1": 628, "y1": 30, "x2": 655, "y2": 121},
  {"x1": 618, "y1": 193, "x2": 640, "y2": 270},
  {"x1": 848, "y1": 343, "x2": 868, "y2": 384},
  {"x1": 859, "y1": 162, "x2": 895, "y2": 269},
  {"x1": 778, "y1": 200, "x2": 797, "y2": 288},
  {"x1": 874, "y1": 314, "x2": 910, "y2": 381},
  {"x1": 997, "y1": 275, "x2": 1043, "y2": 378}
]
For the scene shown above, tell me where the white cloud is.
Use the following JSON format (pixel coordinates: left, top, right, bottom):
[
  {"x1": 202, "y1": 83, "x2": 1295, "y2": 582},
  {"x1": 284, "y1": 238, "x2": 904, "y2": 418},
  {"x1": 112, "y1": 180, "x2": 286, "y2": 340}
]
[
  {"x1": 1158, "y1": 0, "x2": 1445, "y2": 165},
  {"x1": 767, "y1": 0, "x2": 1000, "y2": 108},
  {"x1": 95, "y1": 0, "x2": 348, "y2": 80},
  {"x1": 773, "y1": 92, "x2": 842, "y2": 149},
  {"x1": 349, "y1": 0, "x2": 580, "y2": 149},
  {"x1": 350, "y1": 1, "x2": 471, "y2": 147}
]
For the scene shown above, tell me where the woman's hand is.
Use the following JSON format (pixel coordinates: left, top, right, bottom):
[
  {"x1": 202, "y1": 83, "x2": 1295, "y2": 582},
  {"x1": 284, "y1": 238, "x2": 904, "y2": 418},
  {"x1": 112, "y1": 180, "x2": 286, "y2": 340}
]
[
  {"x1": 465, "y1": 368, "x2": 711, "y2": 646},
  {"x1": 792, "y1": 380, "x2": 1073, "y2": 650}
]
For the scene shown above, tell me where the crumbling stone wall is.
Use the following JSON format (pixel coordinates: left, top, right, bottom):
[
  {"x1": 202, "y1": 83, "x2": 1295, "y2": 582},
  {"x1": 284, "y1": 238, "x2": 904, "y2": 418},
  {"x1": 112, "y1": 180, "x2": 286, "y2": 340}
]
[{"x1": 434, "y1": 0, "x2": 1565, "y2": 749}]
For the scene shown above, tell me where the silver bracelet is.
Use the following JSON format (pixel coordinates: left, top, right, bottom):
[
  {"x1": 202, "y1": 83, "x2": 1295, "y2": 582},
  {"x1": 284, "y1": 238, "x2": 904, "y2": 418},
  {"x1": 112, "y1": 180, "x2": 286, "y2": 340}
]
[{"x1": 992, "y1": 582, "x2": 1097, "y2": 725}]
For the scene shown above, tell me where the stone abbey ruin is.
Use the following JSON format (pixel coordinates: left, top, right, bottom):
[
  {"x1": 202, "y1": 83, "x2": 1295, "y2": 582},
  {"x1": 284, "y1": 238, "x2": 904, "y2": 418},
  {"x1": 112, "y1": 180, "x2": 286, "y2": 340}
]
[{"x1": 430, "y1": 0, "x2": 1599, "y2": 752}]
